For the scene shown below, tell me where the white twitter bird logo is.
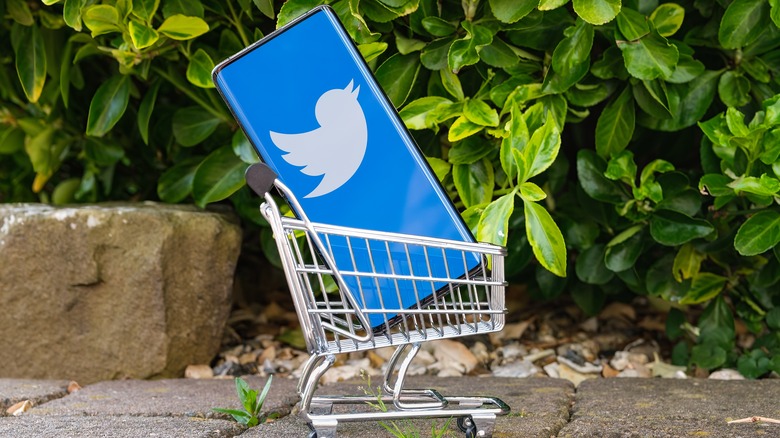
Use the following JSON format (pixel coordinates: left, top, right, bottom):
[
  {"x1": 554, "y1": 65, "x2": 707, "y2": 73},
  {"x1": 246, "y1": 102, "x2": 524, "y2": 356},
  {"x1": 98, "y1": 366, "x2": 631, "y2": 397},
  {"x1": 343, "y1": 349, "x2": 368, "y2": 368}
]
[{"x1": 270, "y1": 80, "x2": 368, "y2": 198}]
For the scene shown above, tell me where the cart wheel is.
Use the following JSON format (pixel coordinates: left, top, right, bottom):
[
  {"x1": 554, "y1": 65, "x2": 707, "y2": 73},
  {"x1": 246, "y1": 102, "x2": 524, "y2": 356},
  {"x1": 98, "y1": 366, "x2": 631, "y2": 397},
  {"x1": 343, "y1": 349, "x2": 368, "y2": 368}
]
[
  {"x1": 457, "y1": 416, "x2": 473, "y2": 432},
  {"x1": 307, "y1": 432, "x2": 317, "y2": 438}
]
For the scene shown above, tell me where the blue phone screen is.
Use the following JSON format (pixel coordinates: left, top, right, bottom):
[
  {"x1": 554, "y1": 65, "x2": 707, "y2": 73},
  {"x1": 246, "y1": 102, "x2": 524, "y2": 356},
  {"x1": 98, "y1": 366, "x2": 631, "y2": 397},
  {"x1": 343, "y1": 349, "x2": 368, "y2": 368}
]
[{"x1": 214, "y1": 7, "x2": 479, "y2": 329}]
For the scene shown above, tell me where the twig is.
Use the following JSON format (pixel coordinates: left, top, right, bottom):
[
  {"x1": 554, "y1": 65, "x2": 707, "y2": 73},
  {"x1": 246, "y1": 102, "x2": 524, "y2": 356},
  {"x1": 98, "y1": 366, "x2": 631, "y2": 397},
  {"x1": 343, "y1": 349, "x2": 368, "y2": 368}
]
[{"x1": 728, "y1": 416, "x2": 780, "y2": 424}]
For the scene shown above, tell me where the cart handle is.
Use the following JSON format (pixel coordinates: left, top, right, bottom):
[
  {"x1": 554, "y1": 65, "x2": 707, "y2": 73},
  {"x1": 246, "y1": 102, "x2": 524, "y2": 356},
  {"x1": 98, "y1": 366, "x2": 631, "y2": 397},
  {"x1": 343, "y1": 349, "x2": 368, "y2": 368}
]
[
  {"x1": 245, "y1": 162, "x2": 278, "y2": 197},
  {"x1": 245, "y1": 162, "x2": 375, "y2": 343}
]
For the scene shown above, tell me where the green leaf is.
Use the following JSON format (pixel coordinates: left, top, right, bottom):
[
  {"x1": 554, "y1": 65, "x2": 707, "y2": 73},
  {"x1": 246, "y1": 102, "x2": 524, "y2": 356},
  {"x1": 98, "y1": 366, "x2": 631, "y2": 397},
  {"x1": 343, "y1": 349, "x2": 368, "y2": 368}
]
[
  {"x1": 421, "y1": 37, "x2": 455, "y2": 70},
  {"x1": 524, "y1": 200, "x2": 567, "y2": 277},
  {"x1": 137, "y1": 80, "x2": 160, "y2": 145},
  {"x1": 277, "y1": 0, "x2": 323, "y2": 26},
  {"x1": 639, "y1": 70, "x2": 719, "y2": 132},
  {"x1": 477, "y1": 191, "x2": 515, "y2": 246},
  {"x1": 680, "y1": 273, "x2": 726, "y2": 305},
  {"x1": 633, "y1": 79, "x2": 672, "y2": 119},
  {"x1": 421, "y1": 17, "x2": 458, "y2": 36},
  {"x1": 464, "y1": 99, "x2": 499, "y2": 127},
  {"x1": 650, "y1": 3, "x2": 684, "y2": 37},
  {"x1": 519, "y1": 182, "x2": 547, "y2": 202},
  {"x1": 399, "y1": 96, "x2": 452, "y2": 130},
  {"x1": 595, "y1": 86, "x2": 635, "y2": 158},
  {"x1": 668, "y1": 54, "x2": 705, "y2": 84},
  {"x1": 649, "y1": 209, "x2": 714, "y2": 246},
  {"x1": 162, "y1": 0, "x2": 204, "y2": 18},
  {"x1": 577, "y1": 149, "x2": 626, "y2": 203},
  {"x1": 616, "y1": 8, "x2": 649, "y2": 41},
  {"x1": 448, "y1": 116, "x2": 483, "y2": 142},
  {"x1": 500, "y1": 102, "x2": 529, "y2": 182},
  {"x1": 253, "y1": 0, "x2": 275, "y2": 19},
  {"x1": 129, "y1": 20, "x2": 160, "y2": 49},
  {"x1": 617, "y1": 28, "x2": 679, "y2": 81},
  {"x1": 489, "y1": 0, "x2": 536, "y2": 24},
  {"x1": 604, "y1": 225, "x2": 644, "y2": 272},
  {"x1": 698, "y1": 295, "x2": 735, "y2": 347},
  {"x1": 718, "y1": 71, "x2": 751, "y2": 108},
  {"x1": 734, "y1": 211, "x2": 780, "y2": 256},
  {"x1": 14, "y1": 24, "x2": 47, "y2": 103},
  {"x1": 546, "y1": 18, "x2": 593, "y2": 92},
  {"x1": 576, "y1": 244, "x2": 613, "y2": 284},
  {"x1": 0, "y1": 127, "x2": 25, "y2": 154},
  {"x1": 448, "y1": 136, "x2": 494, "y2": 164},
  {"x1": 672, "y1": 243, "x2": 707, "y2": 282},
  {"x1": 157, "y1": 156, "x2": 201, "y2": 203},
  {"x1": 427, "y1": 157, "x2": 451, "y2": 182},
  {"x1": 453, "y1": 159, "x2": 494, "y2": 208},
  {"x1": 158, "y1": 14, "x2": 209, "y2": 40},
  {"x1": 7, "y1": 0, "x2": 34, "y2": 25},
  {"x1": 63, "y1": 0, "x2": 87, "y2": 31},
  {"x1": 83, "y1": 4, "x2": 121, "y2": 37},
  {"x1": 523, "y1": 117, "x2": 561, "y2": 180},
  {"x1": 479, "y1": 37, "x2": 519, "y2": 68},
  {"x1": 440, "y1": 68, "x2": 464, "y2": 101},
  {"x1": 212, "y1": 407, "x2": 252, "y2": 424},
  {"x1": 86, "y1": 74, "x2": 131, "y2": 137},
  {"x1": 605, "y1": 150, "x2": 637, "y2": 187},
  {"x1": 539, "y1": 0, "x2": 569, "y2": 10},
  {"x1": 448, "y1": 21, "x2": 493, "y2": 73},
  {"x1": 192, "y1": 146, "x2": 249, "y2": 208},
  {"x1": 766, "y1": 307, "x2": 780, "y2": 330},
  {"x1": 376, "y1": 53, "x2": 420, "y2": 107},
  {"x1": 691, "y1": 343, "x2": 727, "y2": 370},
  {"x1": 718, "y1": 0, "x2": 770, "y2": 49},
  {"x1": 186, "y1": 49, "x2": 216, "y2": 88},
  {"x1": 728, "y1": 175, "x2": 780, "y2": 197},
  {"x1": 132, "y1": 0, "x2": 160, "y2": 22},
  {"x1": 172, "y1": 107, "x2": 221, "y2": 147},
  {"x1": 358, "y1": 42, "x2": 388, "y2": 62},
  {"x1": 573, "y1": 0, "x2": 621, "y2": 25},
  {"x1": 232, "y1": 130, "x2": 259, "y2": 164}
]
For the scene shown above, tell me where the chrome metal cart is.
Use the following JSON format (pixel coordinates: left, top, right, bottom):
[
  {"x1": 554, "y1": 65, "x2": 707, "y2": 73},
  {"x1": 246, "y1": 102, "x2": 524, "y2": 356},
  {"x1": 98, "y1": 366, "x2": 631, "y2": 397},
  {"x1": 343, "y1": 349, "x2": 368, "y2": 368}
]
[{"x1": 246, "y1": 163, "x2": 510, "y2": 438}]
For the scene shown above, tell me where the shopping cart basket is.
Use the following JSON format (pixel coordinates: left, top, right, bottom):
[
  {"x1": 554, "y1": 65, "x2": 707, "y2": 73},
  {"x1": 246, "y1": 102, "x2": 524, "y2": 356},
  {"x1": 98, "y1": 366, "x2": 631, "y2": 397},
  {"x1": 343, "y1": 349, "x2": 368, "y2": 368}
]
[{"x1": 246, "y1": 163, "x2": 510, "y2": 437}]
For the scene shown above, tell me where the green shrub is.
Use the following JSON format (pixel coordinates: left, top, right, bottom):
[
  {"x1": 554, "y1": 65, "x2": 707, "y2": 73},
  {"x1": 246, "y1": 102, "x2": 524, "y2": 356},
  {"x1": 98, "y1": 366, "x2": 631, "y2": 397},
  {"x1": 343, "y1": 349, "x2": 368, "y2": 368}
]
[{"x1": 2, "y1": 0, "x2": 780, "y2": 376}]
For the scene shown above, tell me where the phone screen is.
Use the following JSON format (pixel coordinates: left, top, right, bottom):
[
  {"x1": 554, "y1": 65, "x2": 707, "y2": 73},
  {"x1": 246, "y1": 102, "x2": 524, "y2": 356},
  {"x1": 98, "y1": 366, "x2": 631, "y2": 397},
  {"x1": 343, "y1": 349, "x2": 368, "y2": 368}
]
[{"x1": 213, "y1": 6, "x2": 480, "y2": 330}]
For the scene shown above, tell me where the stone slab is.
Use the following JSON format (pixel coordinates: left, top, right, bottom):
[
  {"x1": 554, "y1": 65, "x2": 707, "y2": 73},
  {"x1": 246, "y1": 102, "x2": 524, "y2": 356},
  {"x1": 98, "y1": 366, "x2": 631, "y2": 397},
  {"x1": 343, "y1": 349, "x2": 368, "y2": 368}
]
[
  {"x1": 0, "y1": 415, "x2": 244, "y2": 438},
  {"x1": 29, "y1": 377, "x2": 300, "y2": 421},
  {"x1": 0, "y1": 203, "x2": 241, "y2": 383},
  {"x1": 558, "y1": 378, "x2": 780, "y2": 438},
  {"x1": 246, "y1": 376, "x2": 574, "y2": 438},
  {"x1": 0, "y1": 379, "x2": 69, "y2": 416}
]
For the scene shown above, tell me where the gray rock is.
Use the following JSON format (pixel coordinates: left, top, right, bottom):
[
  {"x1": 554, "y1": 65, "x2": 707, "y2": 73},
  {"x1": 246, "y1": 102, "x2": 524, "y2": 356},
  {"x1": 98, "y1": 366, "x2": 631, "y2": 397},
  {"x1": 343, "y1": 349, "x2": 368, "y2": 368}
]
[{"x1": 0, "y1": 203, "x2": 242, "y2": 383}]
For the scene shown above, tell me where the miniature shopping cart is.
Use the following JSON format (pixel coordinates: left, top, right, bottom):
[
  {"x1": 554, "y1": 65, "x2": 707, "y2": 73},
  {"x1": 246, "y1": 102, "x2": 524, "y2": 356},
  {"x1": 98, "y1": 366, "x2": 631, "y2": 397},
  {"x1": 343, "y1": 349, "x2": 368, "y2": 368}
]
[{"x1": 246, "y1": 163, "x2": 510, "y2": 438}]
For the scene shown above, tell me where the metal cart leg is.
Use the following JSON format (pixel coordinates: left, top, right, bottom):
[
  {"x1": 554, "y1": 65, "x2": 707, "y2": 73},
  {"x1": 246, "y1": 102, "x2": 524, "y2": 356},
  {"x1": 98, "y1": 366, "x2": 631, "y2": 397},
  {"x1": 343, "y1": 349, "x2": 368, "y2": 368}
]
[
  {"x1": 383, "y1": 342, "x2": 448, "y2": 410},
  {"x1": 299, "y1": 354, "x2": 336, "y2": 417}
]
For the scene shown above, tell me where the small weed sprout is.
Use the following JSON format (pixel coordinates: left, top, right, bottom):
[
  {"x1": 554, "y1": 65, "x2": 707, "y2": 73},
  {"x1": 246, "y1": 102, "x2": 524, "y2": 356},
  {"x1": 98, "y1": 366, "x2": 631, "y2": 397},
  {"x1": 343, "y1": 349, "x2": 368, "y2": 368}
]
[
  {"x1": 359, "y1": 370, "x2": 452, "y2": 438},
  {"x1": 213, "y1": 375, "x2": 273, "y2": 427}
]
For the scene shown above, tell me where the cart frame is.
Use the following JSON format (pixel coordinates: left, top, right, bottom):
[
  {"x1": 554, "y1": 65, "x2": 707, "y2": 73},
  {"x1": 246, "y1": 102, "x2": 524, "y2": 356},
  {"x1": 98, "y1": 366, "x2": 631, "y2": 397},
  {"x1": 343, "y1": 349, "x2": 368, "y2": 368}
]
[{"x1": 247, "y1": 163, "x2": 510, "y2": 437}]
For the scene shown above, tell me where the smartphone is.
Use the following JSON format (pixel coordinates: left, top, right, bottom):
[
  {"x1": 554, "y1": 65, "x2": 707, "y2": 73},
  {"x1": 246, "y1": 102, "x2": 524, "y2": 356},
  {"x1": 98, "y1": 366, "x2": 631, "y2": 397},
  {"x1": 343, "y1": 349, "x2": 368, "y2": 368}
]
[{"x1": 212, "y1": 5, "x2": 480, "y2": 332}]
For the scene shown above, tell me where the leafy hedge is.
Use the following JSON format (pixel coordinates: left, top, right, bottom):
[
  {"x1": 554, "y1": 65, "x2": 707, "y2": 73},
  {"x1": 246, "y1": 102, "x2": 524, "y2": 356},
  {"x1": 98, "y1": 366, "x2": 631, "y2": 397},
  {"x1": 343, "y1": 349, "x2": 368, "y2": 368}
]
[{"x1": 2, "y1": 0, "x2": 780, "y2": 377}]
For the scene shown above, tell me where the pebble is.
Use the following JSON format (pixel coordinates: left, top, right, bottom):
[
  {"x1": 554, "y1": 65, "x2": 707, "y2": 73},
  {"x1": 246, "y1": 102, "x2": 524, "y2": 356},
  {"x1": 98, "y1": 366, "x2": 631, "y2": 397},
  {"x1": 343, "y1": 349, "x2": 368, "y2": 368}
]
[
  {"x1": 430, "y1": 339, "x2": 478, "y2": 373},
  {"x1": 7, "y1": 400, "x2": 32, "y2": 416},
  {"x1": 185, "y1": 364, "x2": 214, "y2": 379},
  {"x1": 557, "y1": 362, "x2": 598, "y2": 387},
  {"x1": 501, "y1": 343, "x2": 527, "y2": 361},
  {"x1": 492, "y1": 360, "x2": 538, "y2": 378},
  {"x1": 557, "y1": 356, "x2": 602, "y2": 374},
  {"x1": 709, "y1": 369, "x2": 746, "y2": 380}
]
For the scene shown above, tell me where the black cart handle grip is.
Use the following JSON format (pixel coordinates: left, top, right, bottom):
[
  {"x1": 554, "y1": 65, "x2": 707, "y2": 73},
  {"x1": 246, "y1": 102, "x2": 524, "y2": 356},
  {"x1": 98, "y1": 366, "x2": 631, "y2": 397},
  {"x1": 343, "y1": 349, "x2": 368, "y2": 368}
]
[{"x1": 245, "y1": 162, "x2": 278, "y2": 197}]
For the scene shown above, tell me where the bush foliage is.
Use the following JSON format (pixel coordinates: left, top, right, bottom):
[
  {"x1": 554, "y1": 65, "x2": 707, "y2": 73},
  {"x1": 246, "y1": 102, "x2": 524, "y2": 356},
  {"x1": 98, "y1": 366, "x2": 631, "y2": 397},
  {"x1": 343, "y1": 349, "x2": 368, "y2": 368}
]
[{"x1": 2, "y1": 0, "x2": 780, "y2": 376}]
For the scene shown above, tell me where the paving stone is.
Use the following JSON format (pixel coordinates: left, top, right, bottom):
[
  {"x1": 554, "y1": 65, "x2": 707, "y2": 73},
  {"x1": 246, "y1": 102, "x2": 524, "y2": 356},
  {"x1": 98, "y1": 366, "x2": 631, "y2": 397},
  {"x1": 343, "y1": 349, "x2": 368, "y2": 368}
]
[
  {"x1": 0, "y1": 415, "x2": 244, "y2": 438},
  {"x1": 558, "y1": 378, "x2": 780, "y2": 438},
  {"x1": 0, "y1": 379, "x2": 69, "y2": 416},
  {"x1": 246, "y1": 376, "x2": 574, "y2": 438},
  {"x1": 28, "y1": 377, "x2": 300, "y2": 421}
]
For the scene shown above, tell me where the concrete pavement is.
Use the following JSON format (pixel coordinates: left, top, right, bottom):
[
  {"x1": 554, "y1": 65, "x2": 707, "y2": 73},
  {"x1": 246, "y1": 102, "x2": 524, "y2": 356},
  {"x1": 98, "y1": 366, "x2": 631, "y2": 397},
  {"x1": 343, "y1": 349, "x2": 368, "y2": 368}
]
[{"x1": 1, "y1": 376, "x2": 779, "y2": 437}]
